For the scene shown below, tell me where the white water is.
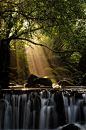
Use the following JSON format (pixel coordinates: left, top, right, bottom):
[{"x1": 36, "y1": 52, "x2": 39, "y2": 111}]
[
  {"x1": 0, "y1": 91, "x2": 58, "y2": 129},
  {"x1": 62, "y1": 93, "x2": 86, "y2": 130},
  {"x1": 39, "y1": 91, "x2": 58, "y2": 129},
  {"x1": 1, "y1": 91, "x2": 86, "y2": 129}
]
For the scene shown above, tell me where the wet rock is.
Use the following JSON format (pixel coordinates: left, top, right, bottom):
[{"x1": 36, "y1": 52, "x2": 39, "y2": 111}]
[
  {"x1": 61, "y1": 124, "x2": 80, "y2": 130},
  {"x1": 75, "y1": 92, "x2": 83, "y2": 99},
  {"x1": 40, "y1": 90, "x2": 50, "y2": 98},
  {"x1": 54, "y1": 92, "x2": 66, "y2": 126},
  {"x1": 64, "y1": 91, "x2": 70, "y2": 97},
  {"x1": 29, "y1": 94, "x2": 41, "y2": 111},
  {"x1": 40, "y1": 90, "x2": 47, "y2": 98},
  {"x1": 33, "y1": 95, "x2": 41, "y2": 110},
  {"x1": 70, "y1": 91, "x2": 78, "y2": 97}
]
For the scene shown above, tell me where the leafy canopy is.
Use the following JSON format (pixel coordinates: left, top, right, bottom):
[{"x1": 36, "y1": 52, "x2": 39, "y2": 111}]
[{"x1": 0, "y1": 0, "x2": 85, "y2": 53}]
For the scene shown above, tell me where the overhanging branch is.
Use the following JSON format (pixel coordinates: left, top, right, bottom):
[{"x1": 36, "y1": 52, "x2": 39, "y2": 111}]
[
  {"x1": 15, "y1": 26, "x2": 44, "y2": 38},
  {"x1": 12, "y1": 37, "x2": 77, "y2": 53},
  {"x1": 2, "y1": 36, "x2": 78, "y2": 53}
]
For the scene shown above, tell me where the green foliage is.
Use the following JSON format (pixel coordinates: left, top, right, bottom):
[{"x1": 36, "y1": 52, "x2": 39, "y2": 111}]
[
  {"x1": 82, "y1": 73, "x2": 86, "y2": 78},
  {"x1": 9, "y1": 41, "x2": 29, "y2": 82},
  {"x1": 0, "y1": 0, "x2": 86, "y2": 85},
  {"x1": 55, "y1": 67, "x2": 71, "y2": 74},
  {"x1": 14, "y1": 79, "x2": 25, "y2": 84},
  {"x1": 45, "y1": 68, "x2": 58, "y2": 75},
  {"x1": 0, "y1": 0, "x2": 85, "y2": 48},
  {"x1": 44, "y1": 67, "x2": 63, "y2": 80},
  {"x1": 74, "y1": 71, "x2": 83, "y2": 76},
  {"x1": 70, "y1": 52, "x2": 82, "y2": 64},
  {"x1": 51, "y1": 79, "x2": 57, "y2": 84},
  {"x1": 9, "y1": 73, "x2": 16, "y2": 81},
  {"x1": 65, "y1": 63, "x2": 77, "y2": 73}
]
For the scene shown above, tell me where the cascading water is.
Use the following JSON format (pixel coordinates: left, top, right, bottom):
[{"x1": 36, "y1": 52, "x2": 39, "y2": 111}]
[
  {"x1": 39, "y1": 91, "x2": 58, "y2": 129},
  {"x1": 60, "y1": 91, "x2": 86, "y2": 130},
  {"x1": 0, "y1": 89, "x2": 86, "y2": 129}
]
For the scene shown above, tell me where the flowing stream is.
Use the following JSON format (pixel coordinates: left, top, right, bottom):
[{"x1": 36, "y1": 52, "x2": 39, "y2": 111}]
[{"x1": 0, "y1": 90, "x2": 86, "y2": 129}]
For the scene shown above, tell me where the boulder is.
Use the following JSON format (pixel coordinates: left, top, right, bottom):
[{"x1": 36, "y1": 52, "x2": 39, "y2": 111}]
[
  {"x1": 61, "y1": 124, "x2": 80, "y2": 130},
  {"x1": 58, "y1": 80, "x2": 74, "y2": 86},
  {"x1": 25, "y1": 74, "x2": 38, "y2": 87},
  {"x1": 54, "y1": 92, "x2": 66, "y2": 126},
  {"x1": 34, "y1": 78, "x2": 52, "y2": 87},
  {"x1": 75, "y1": 92, "x2": 83, "y2": 99},
  {"x1": 27, "y1": 74, "x2": 38, "y2": 83},
  {"x1": 33, "y1": 96, "x2": 41, "y2": 110},
  {"x1": 25, "y1": 74, "x2": 52, "y2": 87}
]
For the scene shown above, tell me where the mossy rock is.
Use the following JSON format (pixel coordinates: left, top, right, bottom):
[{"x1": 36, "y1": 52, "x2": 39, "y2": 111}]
[
  {"x1": 25, "y1": 74, "x2": 38, "y2": 87},
  {"x1": 25, "y1": 74, "x2": 52, "y2": 87},
  {"x1": 27, "y1": 74, "x2": 38, "y2": 83},
  {"x1": 34, "y1": 77, "x2": 52, "y2": 87},
  {"x1": 66, "y1": 78, "x2": 79, "y2": 86},
  {"x1": 58, "y1": 80, "x2": 74, "y2": 86}
]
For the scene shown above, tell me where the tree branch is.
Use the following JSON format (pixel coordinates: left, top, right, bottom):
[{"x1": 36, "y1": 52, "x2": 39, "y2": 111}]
[
  {"x1": 12, "y1": 37, "x2": 77, "y2": 53},
  {"x1": 15, "y1": 26, "x2": 44, "y2": 38},
  {"x1": 2, "y1": 36, "x2": 79, "y2": 53}
]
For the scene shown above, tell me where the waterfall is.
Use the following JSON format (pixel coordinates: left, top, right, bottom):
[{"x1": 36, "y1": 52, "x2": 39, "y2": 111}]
[{"x1": 0, "y1": 90, "x2": 86, "y2": 129}]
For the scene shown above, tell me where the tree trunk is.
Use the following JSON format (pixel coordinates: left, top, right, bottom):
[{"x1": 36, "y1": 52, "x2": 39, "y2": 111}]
[{"x1": 0, "y1": 39, "x2": 10, "y2": 88}]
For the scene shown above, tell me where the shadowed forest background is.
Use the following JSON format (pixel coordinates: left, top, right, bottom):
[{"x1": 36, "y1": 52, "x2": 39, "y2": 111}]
[{"x1": 0, "y1": 0, "x2": 86, "y2": 88}]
